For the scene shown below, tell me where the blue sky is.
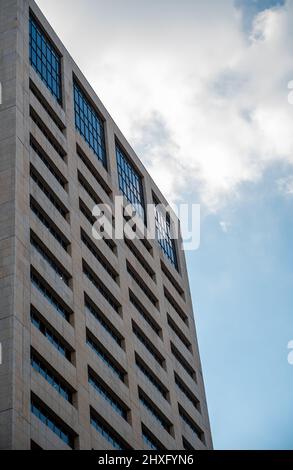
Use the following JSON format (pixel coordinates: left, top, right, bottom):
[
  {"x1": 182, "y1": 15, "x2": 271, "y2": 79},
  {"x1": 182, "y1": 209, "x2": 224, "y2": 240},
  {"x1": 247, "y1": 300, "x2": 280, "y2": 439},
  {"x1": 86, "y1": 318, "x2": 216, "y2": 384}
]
[{"x1": 36, "y1": 0, "x2": 293, "y2": 449}]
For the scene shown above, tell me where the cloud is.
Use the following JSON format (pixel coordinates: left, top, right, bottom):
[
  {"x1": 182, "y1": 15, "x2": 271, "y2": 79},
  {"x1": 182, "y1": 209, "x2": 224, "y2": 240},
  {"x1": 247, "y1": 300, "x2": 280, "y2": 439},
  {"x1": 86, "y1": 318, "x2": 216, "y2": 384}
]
[
  {"x1": 36, "y1": 0, "x2": 293, "y2": 210},
  {"x1": 277, "y1": 175, "x2": 293, "y2": 195}
]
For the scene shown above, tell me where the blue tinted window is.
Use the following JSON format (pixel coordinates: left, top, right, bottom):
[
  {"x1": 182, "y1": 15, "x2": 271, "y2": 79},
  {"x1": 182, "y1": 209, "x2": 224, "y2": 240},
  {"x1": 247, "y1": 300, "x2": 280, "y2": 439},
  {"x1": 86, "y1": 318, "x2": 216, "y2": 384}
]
[
  {"x1": 155, "y1": 203, "x2": 178, "y2": 270},
  {"x1": 90, "y1": 414, "x2": 126, "y2": 450},
  {"x1": 73, "y1": 82, "x2": 107, "y2": 167},
  {"x1": 31, "y1": 355, "x2": 72, "y2": 403},
  {"x1": 31, "y1": 400, "x2": 73, "y2": 447},
  {"x1": 116, "y1": 145, "x2": 145, "y2": 220},
  {"x1": 29, "y1": 16, "x2": 62, "y2": 104}
]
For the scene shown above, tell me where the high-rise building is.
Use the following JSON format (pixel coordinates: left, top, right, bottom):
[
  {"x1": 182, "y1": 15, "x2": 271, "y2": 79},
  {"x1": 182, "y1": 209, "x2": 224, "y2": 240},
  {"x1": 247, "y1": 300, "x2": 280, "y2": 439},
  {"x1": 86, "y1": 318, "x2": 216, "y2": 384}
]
[{"x1": 0, "y1": 0, "x2": 212, "y2": 450}]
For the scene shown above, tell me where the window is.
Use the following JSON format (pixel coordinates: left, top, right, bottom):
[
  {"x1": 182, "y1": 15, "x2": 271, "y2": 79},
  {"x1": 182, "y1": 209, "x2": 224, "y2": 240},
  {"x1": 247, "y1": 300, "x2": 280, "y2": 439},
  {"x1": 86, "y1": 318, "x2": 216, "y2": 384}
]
[
  {"x1": 31, "y1": 351, "x2": 73, "y2": 403},
  {"x1": 135, "y1": 354, "x2": 168, "y2": 400},
  {"x1": 31, "y1": 233, "x2": 71, "y2": 285},
  {"x1": 86, "y1": 330, "x2": 126, "y2": 382},
  {"x1": 83, "y1": 262, "x2": 121, "y2": 314},
  {"x1": 130, "y1": 291, "x2": 161, "y2": 337},
  {"x1": 139, "y1": 389, "x2": 172, "y2": 434},
  {"x1": 30, "y1": 136, "x2": 67, "y2": 189},
  {"x1": 167, "y1": 314, "x2": 192, "y2": 351},
  {"x1": 31, "y1": 396, "x2": 75, "y2": 448},
  {"x1": 88, "y1": 369, "x2": 128, "y2": 420},
  {"x1": 164, "y1": 287, "x2": 188, "y2": 325},
  {"x1": 29, "y1": 15, "x2": 62, "y2": 104},
  {"x1": 142, "y1": 425, "x2": 165, "y2": 450},
  {"x1": 154, "y1": 201, "x2": 178, "y2": 270},
  {"x1": 171, "y1": 342, "x2": 196, "y2": 381},
  {"x1": 125, "y1": 238, "x2": 155, "y2": 280},
  {"x1": 132, "y1": 322, "x2": 165, "y2": 368},
  {"x1": 30, "y1": 107, "x2": 66, "y2": 159},
  {"x1": 116, "y1": 145, "x2": 145, "y2": 220},
  {"x1": 81, "y1": 230, "x2": 118, "y2": 283},
  {"x1": 31, "y1": 269, "x2": 72, "y2": 322},
  {"x1": 127, "y1": 262, "x2": 158, "y2": 308},
  {"x1": 174, "y1": 373, "x2": 200, "y2": 412},
  {"x1": 85, "y1": 295, "x2": 123, "y2": 348},
  {"x1": 73, "y1": 81, "x2": 106, "y2": 167},
  {"x1": 30, "y1": 197, "x2": 70, "y2": 251},
  {"x1": 30, "y1": 166, "x2": 69, "y2": 219},
  {"x1": 90, "y1": 410, "x2": 129, "y2": 450},
  {"x1": 31, "y1": 307, "x2": 72, "y2": 361},
  {"x1": 179, "y1": 406, "x2": 205, "y2": 443}
]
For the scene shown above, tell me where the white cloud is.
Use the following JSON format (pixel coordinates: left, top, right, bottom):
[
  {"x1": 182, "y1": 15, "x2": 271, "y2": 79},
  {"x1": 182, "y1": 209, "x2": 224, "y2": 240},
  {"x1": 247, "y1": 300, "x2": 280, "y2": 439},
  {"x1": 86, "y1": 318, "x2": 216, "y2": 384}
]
[
  {"x1": 220, "y1": 221, "x2": 231, "y2": 233},
  {"x1": 36, "y1": 0, "x2": 293, "y2": 210}
]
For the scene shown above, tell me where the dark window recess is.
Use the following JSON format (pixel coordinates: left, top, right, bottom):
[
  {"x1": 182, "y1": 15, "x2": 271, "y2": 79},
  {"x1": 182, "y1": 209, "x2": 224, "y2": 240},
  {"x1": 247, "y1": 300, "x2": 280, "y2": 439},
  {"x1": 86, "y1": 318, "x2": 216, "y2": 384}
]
[
  {"x1": 182, "y1": 437, "x2": 195, "y2": 451},
  {"x1": 135, "y1": 354, "x2": 168, "y2": 400},
  {"x1": 31, "y1": 269, "x2": 72, "y2": 322},
  {"x1": 74, "y1": 81, "x2": 107, "y2": 167},
  {"x1": 31, "y1": 440, "x2": 43, "y2": 450},
  {"x1": 142, "y1": 424, "x2": 166, "y2": 450},
  {"x1": 31, "y1": 350, "x2": 73, "y2": 403},
  {"x1": 29, "y1": 15, "x2": 62, "y2": 104},
  {"x1": 31, "y1": 394, "x2": 76, "y2": 448},
  {"x1": 127, "y1": 262, "x2": 159, "y2": 309},
  {"x1": 174, "y1": 373, "x2": 201, "y2": 412},
  {"x1": 125, "y1": 238, "x2": 155, "y2": 281},
  {"x1": 30, "y1": 165, "x2": 69, "y2": 220},
  {"x1": 132, "y1": 322, "x2": 165, "y2": 368},
  {"x1": 85, "y1": 295, "x2": 123, "y2": 348},
  {"x1": 171, "y1": 343, "x2": 196, "y2": 382},
  {"x1": 139, "y1": 389, "x2": 172, "y2": 434},
  {"x1": 79, "y1": 199, "x2": 116, "y2": 253},
  {"x1": 30, "y1": 107, "x2": 66, "y2": 160},
  {"x1": 31, "y1": 307, "x2": 73, "y2": 361},
  {"x1": 116, "y1": 144, "x2": 145, "y2": 221},
  {"x1": 30, "y1": 233, "x2": 71, "y2": 286},
  {"x1": 83, "y1": 261, "x2": 121, "y2": 314},
  {"x1": 30, "y1": 135, "x2": 67, "y2": 189},
  {"x1": 164, "y1": 287, "x2": 188, "y2": 325},
  {"x1": 161, "y1": 261, "x2": 184, "y2": 298},
  {"x1": 154, "y1": 200, "x2": 178, "y2": 270},
  {"x1": 29, "y1": 80, "x2": 65, "y2": 132},
  {"x1": 30, "y1": 197, "x2": 70, "y2": 251},
  {"x1": 130, "y1": 291, "x2": 161, "y2": 337},
  {"x1": 90, "y1": 408, "x2": 131, "y2": 450},
  {"x1": 86, "y1": 330, "x2": 126, "y2": 382},
  {"x1": 81, "y1": 230, "x2": 118, "y2": 283},
  {"x1": 88, "y1": 368, "x2": 128, "y2": 420},
  {"x1": 179, "y1": 405, "x2": 205, "y2": 443},
  {"x1": 78, "y1": 171, "x2": 102, "y2": 206},
  {"x1": 76, "y1": 144, "x2": 112, "y2": 197},
  {"x1": 167, "y1": 314, "x2": 192, "y2": 351}
]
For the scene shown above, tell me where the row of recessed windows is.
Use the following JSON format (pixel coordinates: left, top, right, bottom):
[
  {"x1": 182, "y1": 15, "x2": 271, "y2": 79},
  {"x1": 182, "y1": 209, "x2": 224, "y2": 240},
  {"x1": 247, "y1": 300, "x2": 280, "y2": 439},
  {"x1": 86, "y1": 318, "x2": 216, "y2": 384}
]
[
  {"x1": 30, "y1": 135, "x2": 67, "y2": 189},
  {"x1": 31, "y1": 351, "x2": 73, "y2": 403},
  {"x1": 31, "y1": 269, "x2": 72, "y2": 322},
  {"x1": 86, "y1": 330, "x2": 126, "y2": 382},
  {"x1": 31, "y1": 396, "x2": 75, "y2": 448},
  {"x1": 31, "y1": 233, "x2": 71, "y2": 286},
  {"x1": 30, "y1": 197, "x2": 70, "y2": 251},
  {"x1": 31, "y1": 307, "x2": 72, "y2": 361},
  {"x1": 88, "y1": 369, "x2": 128, "y2": 420},
  {"x1": 31, "y1": 270, "x2": 202, "y2": 448},
  {"x1": 29, "y1": 15, "x2": 179, "y2": 271},
  {"x1": 31, "y1": 391, "x2": 198, "y2": 450},
  {"x1": 85, "y1": 295, "x2": 123, "y2": 348}
]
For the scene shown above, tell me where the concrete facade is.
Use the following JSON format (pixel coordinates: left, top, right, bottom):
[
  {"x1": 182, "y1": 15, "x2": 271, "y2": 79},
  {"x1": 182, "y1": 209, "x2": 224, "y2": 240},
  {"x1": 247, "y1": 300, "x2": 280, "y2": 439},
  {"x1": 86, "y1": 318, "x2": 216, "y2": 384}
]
[{"x1": 0, "y1": 0, "x2": 212, "y2": 450}]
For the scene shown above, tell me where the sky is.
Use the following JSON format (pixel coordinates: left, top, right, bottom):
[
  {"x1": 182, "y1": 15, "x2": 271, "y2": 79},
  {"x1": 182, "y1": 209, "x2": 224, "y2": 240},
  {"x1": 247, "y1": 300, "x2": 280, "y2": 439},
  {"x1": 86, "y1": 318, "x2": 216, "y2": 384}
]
[{"x1": 35, "y1": 0, "x2": 293, "y2": 449}]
